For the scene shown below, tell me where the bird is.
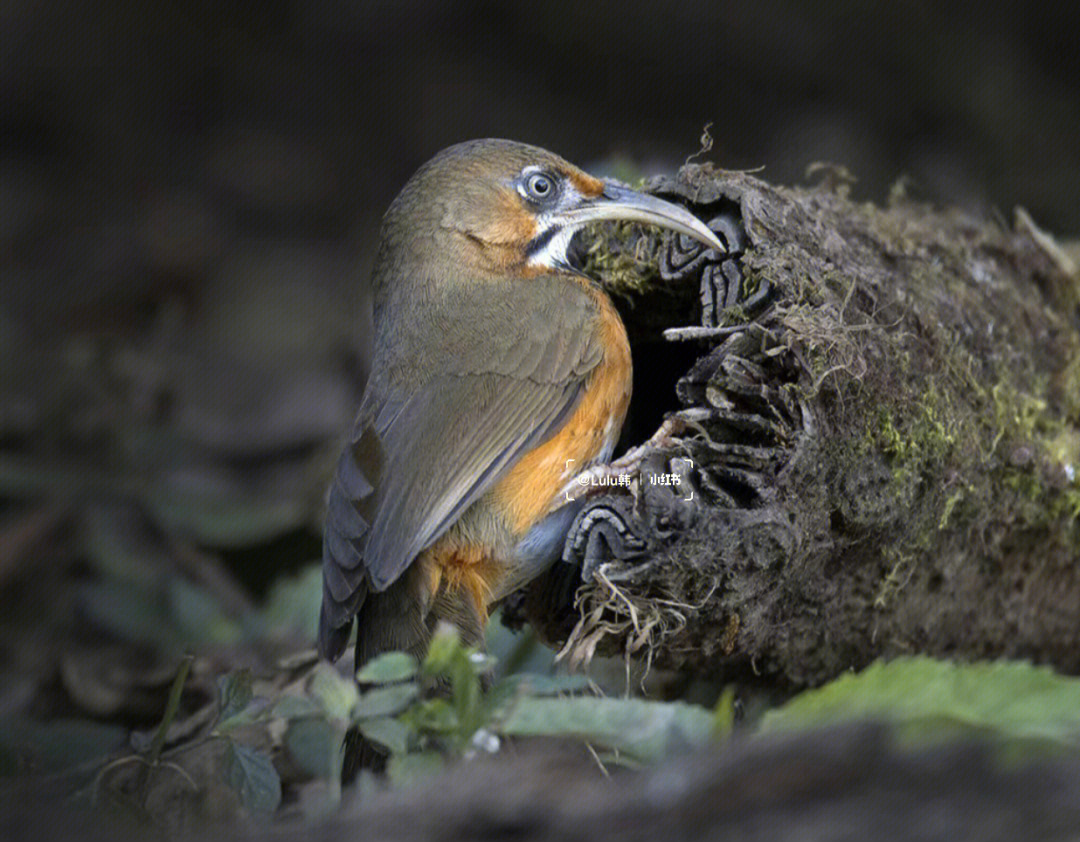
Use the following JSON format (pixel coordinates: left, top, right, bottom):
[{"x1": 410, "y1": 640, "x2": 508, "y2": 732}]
[{"x1": 318, "y1": 138, "x2": 724, "y2": 671}]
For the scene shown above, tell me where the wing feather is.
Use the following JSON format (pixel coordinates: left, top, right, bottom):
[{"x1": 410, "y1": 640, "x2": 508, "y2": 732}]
[{"x1": 318, "y1": 275, "x2": 603, "y2": 661}]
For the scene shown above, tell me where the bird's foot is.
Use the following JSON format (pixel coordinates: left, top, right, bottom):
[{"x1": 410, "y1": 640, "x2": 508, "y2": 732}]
[
  {"x1": 609, "y1": 415, "x2": 688, "y2": 473},
  {"x1": 560, "y1": 416, "x2": 688, "y2": 504}
]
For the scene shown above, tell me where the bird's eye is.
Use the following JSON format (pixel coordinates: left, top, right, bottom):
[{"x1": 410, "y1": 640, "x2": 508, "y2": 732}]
[{"x1": 524, "y1": 172, "x2": 556, "y2": 201}]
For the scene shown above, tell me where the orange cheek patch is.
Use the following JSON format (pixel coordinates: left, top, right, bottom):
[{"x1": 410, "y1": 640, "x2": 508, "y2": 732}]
[
  {"x1": 475, "y1": 189, "x2": 538, "y2": 245},
  {"x1": 567, "y1": 170, "x2": 604, "y2": 198}
]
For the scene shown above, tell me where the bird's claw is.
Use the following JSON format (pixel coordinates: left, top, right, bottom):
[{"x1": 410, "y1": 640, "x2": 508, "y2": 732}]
[
  {"x1": 609, "y1": 415, "x2": 686, "y2": 473},
  {"x1": 561, "y1": 415, "x2": 687, "y2": 504}
]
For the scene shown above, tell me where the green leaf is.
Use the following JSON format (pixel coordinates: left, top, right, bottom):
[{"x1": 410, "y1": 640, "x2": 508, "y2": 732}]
[
  {"x1": 168, "y1": 580, "x2": 242, "y2": 645},
  {"x1": 759, "y1": 657, "x2": 1080, "y2": 753},
  {"x1": 356, "y1": 652, "x2": 419, "y2": 685},
  {"x1": 386, "y1": 751, "x2": 444, "y2": 787},
  {"x1": 450, "y1": 652, "x2": 482, "y2": 732},
  {"x1": 225, "y1": 742, "x2": 281, "y2": 814},
  {"x1": 309, "y1": 663, "x2": 359, "y2": 720},
  {"x1": 273, "y1": 694, "x2": 323, "y2": 720},
  {"x1": 712, "y1": 686, "x2": 737, "y2": 739},
  {"x1": 81, "y1": 505, "x2": 165, "y2": 588},
  {"x1": 499, "y1": 697, "x2": 715, "y2": 763},
  {"x1": 353, "y1": 684, "x2": 419, "y2": 720},
  {"x1": 497, "y1": 673, "x2": 593, "y2": 696},
  {"x1": 480, "y1": 673, "x2": 592, "y2": 725},
  {"x1": 144, "y1": 486, "x2": 307, "y2": 549},
  {"x1": 258, "y1": 565, "x2": 323, "y2": 639},
  {"x1": 0, "y1": 455, "x2": 118, "y2": 499},
  {"x1": 358, "y1": 717, "x2": 414, "y2": 754},
  {"x1": 422, "y1": 625, "x2": 461, "y2": 676},
  {"x1": 78, "y1": 582, "x2": 180, "y2": 649},
  {"x1": 401, "y1": 698, "x2": 459, "y2": 734},
  {"x1": 285, "y1": 718, "x2": 343, "y2": 780},
  {"x1": 217, "y1": 670, "x2": 254, "y2": 725}
]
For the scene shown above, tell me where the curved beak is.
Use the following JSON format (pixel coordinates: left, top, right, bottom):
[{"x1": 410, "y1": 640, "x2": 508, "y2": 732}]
[{"x1": 556, "y1": 180, "x2": 724, "y2": 253}]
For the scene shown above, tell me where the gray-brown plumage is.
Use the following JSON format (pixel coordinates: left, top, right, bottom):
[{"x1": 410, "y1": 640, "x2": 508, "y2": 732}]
[{"x1": 319, "y1": 139, "x2": 723, "y2": 671}]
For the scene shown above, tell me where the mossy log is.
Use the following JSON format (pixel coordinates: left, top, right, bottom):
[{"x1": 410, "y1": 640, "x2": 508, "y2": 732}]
[{"x1": 522, "y1": 163, "x2": 1080, "y2": 687}]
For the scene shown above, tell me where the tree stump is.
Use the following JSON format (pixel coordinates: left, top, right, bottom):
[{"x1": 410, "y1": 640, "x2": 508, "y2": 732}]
[{"x1": 524, "y1": 163, "x2": 1080, "y2": 687}]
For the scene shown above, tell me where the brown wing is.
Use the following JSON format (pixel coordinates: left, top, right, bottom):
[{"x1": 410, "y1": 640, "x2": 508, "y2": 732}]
[{"x1": 318, "y1": 277, "x2": 602, "y2": 661}]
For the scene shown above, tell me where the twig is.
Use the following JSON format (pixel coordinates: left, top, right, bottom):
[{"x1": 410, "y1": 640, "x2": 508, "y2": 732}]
[
  {"x1": 663, "y1": 325, "x2": 746, "y2": 342},
  {"x1": 148, "y1": 654, "x2": 194, "y2": 765}
]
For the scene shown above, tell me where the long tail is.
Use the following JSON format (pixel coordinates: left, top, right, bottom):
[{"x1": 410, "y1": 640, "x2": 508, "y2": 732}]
[
  {"x1": 340, "y1": 568, "x2": 430, "y2": 779},
  {"x1": 340, "y1": 565, "x2": 486, "y2": 779}
]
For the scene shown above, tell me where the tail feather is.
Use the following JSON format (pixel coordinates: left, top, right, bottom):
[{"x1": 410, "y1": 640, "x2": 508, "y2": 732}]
[
  {"x1": 340, "y1": 570, "x2": 487, "y2": 780},
  {"x1": 318, "y1": 541, "x2": 368, "y2": 663},
  {"x1": 353, "y1": 566, "x2": 434, "y2": 668}
]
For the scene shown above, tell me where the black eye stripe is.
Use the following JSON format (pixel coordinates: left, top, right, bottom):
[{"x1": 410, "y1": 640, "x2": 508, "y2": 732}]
[{"x1": 525, "y1": 224, "x2": 560, "y2": 257}]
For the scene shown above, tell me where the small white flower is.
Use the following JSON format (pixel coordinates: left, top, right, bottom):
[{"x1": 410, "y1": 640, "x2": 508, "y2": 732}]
[{"x1": 470, "y1": 728, "x2": 501, "y2": 754}]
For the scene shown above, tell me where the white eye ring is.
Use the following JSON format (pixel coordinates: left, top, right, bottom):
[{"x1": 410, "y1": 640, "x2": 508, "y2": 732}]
[{"x1": 525, "y1": 172, "x2": 555, "y2": 200}]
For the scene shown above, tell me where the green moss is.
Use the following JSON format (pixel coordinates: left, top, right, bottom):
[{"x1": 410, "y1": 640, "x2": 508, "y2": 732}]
[
  {"x1": 1049, "y1": 489, "x2": 1080, "y2": 521},
  {"x1": 938, "y1": 488, "x2": 965, "y2": 530},
  {"x1": 873, "y1": 550, "x2": 916, "y2": 609},
  {"x1": 580, "y1": 221, "x2": 661, "y2": 298},
  {"x1": 990, "y1": 381, "x2": 1049, "y2": 446},
  {"x1": 871, "y1": 386, "x2": 957, "y2": 471},
  {"x1": 1057, "y1": 354, "x2": 1080, "y2": 421}
]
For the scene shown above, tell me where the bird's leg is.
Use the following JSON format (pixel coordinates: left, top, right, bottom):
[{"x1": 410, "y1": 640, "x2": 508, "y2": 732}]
[
  {"x1": 610, "y1": 415, "x2": 687, "y2": 472},
  {"x1": 560, "y1": 416, "x2": 687, "y2": 504}
]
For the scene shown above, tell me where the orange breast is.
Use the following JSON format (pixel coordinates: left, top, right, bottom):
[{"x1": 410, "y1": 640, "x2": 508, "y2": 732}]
[
  {"x1": 417, "y1": 282, "x2": 631, "y2": 619},
  {"x1": 489, "y1": 284, "x2": 632, "y2": 535}
]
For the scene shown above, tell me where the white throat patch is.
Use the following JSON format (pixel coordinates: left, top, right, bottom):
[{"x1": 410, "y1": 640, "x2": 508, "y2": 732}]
[
  {"x1": 524, "y1": 181, "x2": 585, "y2": 271},
  {"x1": 526, "y1": 223, "x2": 578, "y2": 270}
]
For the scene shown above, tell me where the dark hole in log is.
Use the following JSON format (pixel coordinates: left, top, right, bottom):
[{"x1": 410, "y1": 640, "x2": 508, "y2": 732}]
[{"x1": 617, "y1": 335, "x2": 701, "y2": 449}]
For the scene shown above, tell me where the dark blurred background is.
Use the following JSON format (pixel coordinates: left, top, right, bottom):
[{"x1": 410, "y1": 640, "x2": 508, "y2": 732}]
[
  {"x1": 0, "y1": 0, "x2": 1079, "y2": 802},
  {"x1": 5, "y1": 0, "x2": 1080, "y2": 339},
  {"x1": 1, "y1": 0, "x2": 1080, "y2": 713}
]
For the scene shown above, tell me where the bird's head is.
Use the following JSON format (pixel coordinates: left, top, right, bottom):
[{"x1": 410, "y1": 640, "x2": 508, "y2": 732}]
[{"x1": 378, "y1": 138, "x2": 723, "y2": 278}]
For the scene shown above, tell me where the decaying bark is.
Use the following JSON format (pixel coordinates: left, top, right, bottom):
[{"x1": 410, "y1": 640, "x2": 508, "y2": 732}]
[{"x1": 522, "y1": 163, "x2": 1080, "y2": 687}]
